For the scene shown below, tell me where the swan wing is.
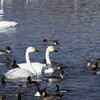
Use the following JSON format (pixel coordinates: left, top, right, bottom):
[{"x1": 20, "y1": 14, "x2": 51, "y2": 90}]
[
  {"x1": 31, "y1": 63, "x2": 54, "y2": 74},
  {"x1": 18, "y1": 63, "x2": 27, "y2": 69},
  {"x1": 18, "y1": 62, "x2": 46, "y2": 75},
  {"x1": 18, "y1": 62, "x2": 53, "y2": 75},
  {"x1": 31, "y1": 62, "x2": 46, "y2": 74},
  {"x1": 5, "y1": 68, "x2": 34, "y2": 79}
]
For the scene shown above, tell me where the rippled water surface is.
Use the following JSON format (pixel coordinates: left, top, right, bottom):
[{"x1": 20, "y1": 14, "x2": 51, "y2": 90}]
[{"x1": 0, "y1": 0, "x2": 100, "y2": 100}]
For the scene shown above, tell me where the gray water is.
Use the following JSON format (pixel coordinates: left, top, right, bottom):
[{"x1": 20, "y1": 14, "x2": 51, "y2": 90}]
[{"x1": 0, "y1": 0, "x2": 100, "y2": 100}]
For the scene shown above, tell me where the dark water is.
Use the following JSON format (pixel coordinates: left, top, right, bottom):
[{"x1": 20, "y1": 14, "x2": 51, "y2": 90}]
[{"x1": 0, "y1": 0, "x2": 100, "y2": 100}]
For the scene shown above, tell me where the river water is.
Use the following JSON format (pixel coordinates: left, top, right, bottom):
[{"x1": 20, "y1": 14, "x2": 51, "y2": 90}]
[{"x1": 0, "y1": 0, "x2": 100, "y2": 100}]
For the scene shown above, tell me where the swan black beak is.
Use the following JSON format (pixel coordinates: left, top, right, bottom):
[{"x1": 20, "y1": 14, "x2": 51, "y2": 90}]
[
  {"x1": 54, "y1": 49, "x2": 58, "y2": 52},
  {"x1": 36, "y1": 49, "x2": 39, "y2": 52}
]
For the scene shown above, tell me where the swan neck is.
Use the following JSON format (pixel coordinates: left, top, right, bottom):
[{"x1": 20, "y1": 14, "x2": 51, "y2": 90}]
[
  {"x1": 46, "y1": 49, "x2": 51, "y2": 65},
  {"x1": 26, "y1": 51, "x2": 37, "y2": 75},
  {"x1": 26, "y1": 51, "x2": 30, "y2": 64}
]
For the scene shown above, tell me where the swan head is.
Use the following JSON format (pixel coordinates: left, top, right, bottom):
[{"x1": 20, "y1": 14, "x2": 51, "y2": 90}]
[
  {"x1": 47, "y1": 46, "x2": 57, "y2": 52},
  {"x1": 26, "y1": 47, "x2": 37, "y2": 53}
]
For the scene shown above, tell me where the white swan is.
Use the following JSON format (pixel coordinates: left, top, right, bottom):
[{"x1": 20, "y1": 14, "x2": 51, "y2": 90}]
[
  {"x1": 18, "y1": 46, "x2": 57, "y2": 75},
  {"x1": 0, "y1": 21, "x2": 18, "y2": 28},
  {"x1": 4, "y1": 47, "x2": 37, "y2": 79}
]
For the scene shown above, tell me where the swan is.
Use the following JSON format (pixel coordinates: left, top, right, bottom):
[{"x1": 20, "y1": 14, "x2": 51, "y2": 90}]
[
  {"x1": 18, "y1": 46, "x2": 57, "y2": 75},
  {"x1": 0, "y1": 21, "x2": 18, "y2": 28},
  {"x1": 4, "y1": 47, "x2": 37, "y2": 79}
]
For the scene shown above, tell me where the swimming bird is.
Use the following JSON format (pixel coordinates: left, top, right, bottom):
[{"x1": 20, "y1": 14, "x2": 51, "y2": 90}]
[
  {"x1": 0, "y1": 57, "x2": 12, "y2": 66},
  {"x1": 17, "y1": 84, "x2": 24, "y2": 93},
  {"x1": 0, "y1": 21, "x2": 18, "y2": 28},
  {"x1": 10, "y1": 59, "x2": 19, "y2": 68},
  {"x1": 43, "y1": 39, "x2": 59, "y2": 45},
  {"x1": 18, "y1": 46, "x2": 57, "y2": 75},
  {"x1": 42, "y1": 89, "x2": 63, "y2": 100},
  {"x1": 85, "y1": 58, "x2": 99, "y2": 71},
  {"x1": 26, "y1": 76, "x2": 40, "y2": 87},
  {"x1": 0, "y1": 76, "x2": 6, "y2": 85},
  {"x1": 43, "y1": 70, "x2": 64, "y2": 83},
  {"x1": 4, "y1": 47, "x2": 37, "y2": 79},
  {"x1": 55, "y1": 85, "x2": 70, "y2": 93},
  {"x1": 16, "y1": 84, "x2": 24, "y2": 100},
  {"x1": 0, "y1": 46, "x2": 11, "y2": 56},
  {"x1": 34, "y1": 86, "x2": 64, "y2": 100}
]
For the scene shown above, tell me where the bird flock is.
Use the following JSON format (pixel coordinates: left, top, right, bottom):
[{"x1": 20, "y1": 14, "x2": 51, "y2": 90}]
[
  {"x1": 0, "y1": 39, "x2": 68, "y2": 100},
  {"x1": 0, "y1": 39, "x2": 100, "y2": 100}
]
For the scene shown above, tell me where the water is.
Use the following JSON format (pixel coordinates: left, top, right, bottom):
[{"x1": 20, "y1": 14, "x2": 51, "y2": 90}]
[{"x1": 0, "y1": 0, "x2": 100, "y2": 100}]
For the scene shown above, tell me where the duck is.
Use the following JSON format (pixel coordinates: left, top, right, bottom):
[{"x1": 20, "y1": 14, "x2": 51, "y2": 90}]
[
  {"x1": 0, "y1": 21, "x2": 18, "y2": 28},
  {"x1": 10, "y1": 59, "x2": 19, "y2": 68},
  {"x1": 0, "y1": 46, "x2": 11, "y2": 56},
  {"x1": 16, "y1": 84, "x2": 24, "y2": 100},
  {"x1": 0, "y1": 57, "x2": 12, "y2": 66},
  {"x1": 18, "y1": 46, "x2": 57, "y2": 75},
  {"x1": 4, "y1": 57, "x2": 12, "y2": 65},
  {"x1": 85, "y1": 58, "x2": 99, "y2": 71},
  {"x1": 4, "y1": 47, "x2": 37, "y2": 79},
  {"x1": 18, "y1": 84, "x2": 24, "y2": 93},
  {"x1": 0, "y1": 76, "x2": 6, "y2": 85},
  {"x1": 55, "y1": 85, "x2": 70, "y2": 93},
  {"x1": 43, "y1": 39, "x2": 59, "y2": 45},
  {"x1": 26, "y1": 76, "x2": 40, "y2": 87},
  {"x1": 43, "y1": 70, "x2": 64, "y2": 83},
  {"x1": 34, "y1": 86, "x2": 64, "y2": 100},
  {"x1": 42, "y1": 89, "x2": 63, "y2": 100}
]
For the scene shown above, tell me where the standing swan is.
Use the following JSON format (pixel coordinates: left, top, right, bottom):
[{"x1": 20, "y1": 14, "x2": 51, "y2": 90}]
[
  {"x1": 4, "y1": 47, "x2": 37, "y2": 79},
  {"x1": 18, "y1": 46, "x2": 57, "y2": 75}
]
